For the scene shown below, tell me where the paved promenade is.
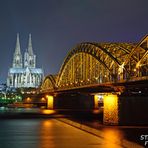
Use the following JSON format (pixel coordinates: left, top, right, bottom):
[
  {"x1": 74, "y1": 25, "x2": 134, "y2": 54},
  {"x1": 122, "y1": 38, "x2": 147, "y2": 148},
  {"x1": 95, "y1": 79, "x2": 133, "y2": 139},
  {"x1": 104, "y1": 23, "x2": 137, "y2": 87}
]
[{"x1": 57, "y1": 118, "x2": 143, "y2": 148}]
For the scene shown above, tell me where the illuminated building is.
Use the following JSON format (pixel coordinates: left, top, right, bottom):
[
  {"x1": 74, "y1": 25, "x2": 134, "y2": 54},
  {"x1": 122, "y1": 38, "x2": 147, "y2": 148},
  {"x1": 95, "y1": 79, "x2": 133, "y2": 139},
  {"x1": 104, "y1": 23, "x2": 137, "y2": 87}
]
[{"x1": 7, "y1": 34, "x2": 44, "y2": 88}]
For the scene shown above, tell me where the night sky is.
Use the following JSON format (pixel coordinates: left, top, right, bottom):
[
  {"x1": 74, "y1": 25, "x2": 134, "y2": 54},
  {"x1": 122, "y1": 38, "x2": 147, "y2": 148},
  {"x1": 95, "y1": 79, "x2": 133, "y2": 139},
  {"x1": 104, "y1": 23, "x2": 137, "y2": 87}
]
[{"x1": 0, "y1": 0, "x2": 148, "y2": 83}]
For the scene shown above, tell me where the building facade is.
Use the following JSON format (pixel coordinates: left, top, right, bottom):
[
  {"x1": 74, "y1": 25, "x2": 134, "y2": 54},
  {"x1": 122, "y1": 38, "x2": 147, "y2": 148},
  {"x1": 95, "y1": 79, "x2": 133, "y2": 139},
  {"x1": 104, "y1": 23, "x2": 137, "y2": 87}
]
[{"x1": 7, "y1": 34, "x2": 44, "y2": 88}]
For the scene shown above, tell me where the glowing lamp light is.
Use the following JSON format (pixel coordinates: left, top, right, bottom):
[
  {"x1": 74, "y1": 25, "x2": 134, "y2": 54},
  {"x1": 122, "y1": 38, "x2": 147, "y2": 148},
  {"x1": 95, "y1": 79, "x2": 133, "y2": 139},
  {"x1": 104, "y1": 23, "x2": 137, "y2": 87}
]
[
  {"x1": 46, "y1": 95, "x2": 49, "y2": 99},
  {"x1": 26, "y1": 97, "x2": 31, "y2": 102},
  {"x1": 41, "y1": 97, "x2": 46, "y2": 102}
]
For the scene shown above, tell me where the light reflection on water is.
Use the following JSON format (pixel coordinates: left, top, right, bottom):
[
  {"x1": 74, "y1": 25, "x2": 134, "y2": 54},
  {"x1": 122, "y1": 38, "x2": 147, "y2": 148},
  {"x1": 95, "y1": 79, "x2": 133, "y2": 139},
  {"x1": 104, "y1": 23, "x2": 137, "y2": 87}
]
[
  {"x1": 39, "y1": 120, "x2": 55, "y2": 148},
  {"x1": 0, "y1": 106, "x2": 40, "y2": 113},
  {"x1": 0, "y1": 119, "x2": 57, "y2": 148},
  {"x1": 101, "y1": 128, "x2": 125, "y2": 148},
  {"x1": 0, "y1": 118, "x2": 126, "y2": 148},
  {"x1": 0, "y1": 108, "x2": 136, "y2": 148},
  {"x1": 40, "y1": 109, "x2": 56, "y2": 115},
  {"x1": 0, "y1": 108, "x2": 58, "y2": 148},
  {"x1": 0, "y1": 107, "x2": 56, "y2": 115}
]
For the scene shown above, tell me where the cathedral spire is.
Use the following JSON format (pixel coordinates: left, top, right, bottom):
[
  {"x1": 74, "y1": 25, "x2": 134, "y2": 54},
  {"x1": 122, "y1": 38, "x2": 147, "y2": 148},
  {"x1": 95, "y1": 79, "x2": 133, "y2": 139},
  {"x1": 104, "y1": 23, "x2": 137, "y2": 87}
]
[
  {"x1": 12, "y1": 33, "x2": 22, "y2": 68},
  {"x1": 24, "y1": 34, "x2": 36, "y2": 68},
  {"x1": 28, "y1": 33, "x2": 33, "y2": 55},
  {"x1": 15, "y1": 33, "x2": 21, "y2": 55},
  {"x1": 8, "y1": 33, "x2": 43, "y2": 88}
]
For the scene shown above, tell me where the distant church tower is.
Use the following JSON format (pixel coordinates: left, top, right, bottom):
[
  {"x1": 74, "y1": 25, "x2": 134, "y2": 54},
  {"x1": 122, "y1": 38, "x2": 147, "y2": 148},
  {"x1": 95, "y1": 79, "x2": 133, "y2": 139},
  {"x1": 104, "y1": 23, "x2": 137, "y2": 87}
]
[
  {"x1": 7, "y1": 34, "x2": 44, "y2": 88},
  {"x1": 12, "y1": 33, "x2": 23, "y2": 68},
  {"x1": 24, "y1": 34, "x2": 36, "y2": 68}
]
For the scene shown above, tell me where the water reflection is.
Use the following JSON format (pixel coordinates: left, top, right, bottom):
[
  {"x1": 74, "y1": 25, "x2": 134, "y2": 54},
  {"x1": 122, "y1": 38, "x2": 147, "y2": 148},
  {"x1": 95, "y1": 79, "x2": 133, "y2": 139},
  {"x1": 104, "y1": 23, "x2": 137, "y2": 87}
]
[
  {"x1": 0, "y1": 107, "x2": 56, "y2": 115},
  {"x1": 40, "y1": 109, "x2": 56, "y2": 115},
  {"x1": 102, "y1": 128, "x2": 125, "y2": 148},
  {"x1": 0, "y1": 119, "x2": 56, "y2": 148},
  {"x1": 0, "y1": 107, "x2": 40, "y2": 113},
  {"x1": 0, "y1": 108, "x2": 130, "y2": 148},
  {"x1": 39, "y1": 120, "x2": 55, "y2": 148}
]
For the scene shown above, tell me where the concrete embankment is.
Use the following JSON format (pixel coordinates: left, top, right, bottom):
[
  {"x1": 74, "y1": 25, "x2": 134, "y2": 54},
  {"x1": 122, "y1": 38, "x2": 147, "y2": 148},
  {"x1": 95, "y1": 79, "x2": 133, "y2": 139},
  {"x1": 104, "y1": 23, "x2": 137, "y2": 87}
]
[{"x1": 57, "y1": 118, "x2": 142, "y2": 148}]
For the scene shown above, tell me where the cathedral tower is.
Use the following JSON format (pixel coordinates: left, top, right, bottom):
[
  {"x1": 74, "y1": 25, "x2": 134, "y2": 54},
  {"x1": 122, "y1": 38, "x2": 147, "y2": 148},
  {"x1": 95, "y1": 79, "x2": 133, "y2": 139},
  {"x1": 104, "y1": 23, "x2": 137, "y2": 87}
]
[
  {"x1": 12, "y1": 33, "x2": 22, "y2": 68},
  {"x1": 7, "y1": 33, "x2": 44, "y2": 88},
  {"x1": 24, "y1": 34, "x2": 36, "y2": 68}
]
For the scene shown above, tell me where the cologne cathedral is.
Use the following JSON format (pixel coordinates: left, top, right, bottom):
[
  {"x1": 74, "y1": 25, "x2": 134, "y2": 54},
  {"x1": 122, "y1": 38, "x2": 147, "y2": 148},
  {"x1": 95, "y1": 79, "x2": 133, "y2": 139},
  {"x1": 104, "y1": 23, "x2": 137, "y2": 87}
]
[{"x1": 7, "y1": 34, "x2": 44, "y2": 88}]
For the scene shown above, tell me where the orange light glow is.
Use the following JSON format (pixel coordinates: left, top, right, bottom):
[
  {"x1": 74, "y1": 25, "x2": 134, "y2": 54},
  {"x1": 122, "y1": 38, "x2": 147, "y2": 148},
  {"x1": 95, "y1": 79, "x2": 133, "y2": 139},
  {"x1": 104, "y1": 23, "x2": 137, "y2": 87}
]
[
  {"x1": 46, "y1": 95, "x2": 49, "y2": 98},
  {"x1": 40, "y1": 120, "x2": 54, "y2": 148},
  {"x1": 42, "y1": 120, "x2": 52, "y2": 127},
  {"x1": 104, "y1": 94, "x2": 117, "y2": 107},
  {"x1": 104, "y1": 94, "x2": 119, "y2": 125},
  {"x1": 136, "y1": 61, "x2": 141, "y2": 68},
  {"x1": 102, "y1": 128, "x2": 124, "y2": 147},
  {"x1": 26, "y1": 97, "x2": 31, "y2": 102},
  {"x1": 94, "y1": 95, "x2": 99, "y2": 109},
  {"x1": 41, "y1": 97, "x2": 46, "y2": 102},
  {"x1": 41, "y1": 109, "x2": 56, "y2": 115},
  {"x1": 46, "y1": 95, "x2": 54, "y2": 109},
  {"x1": 92, "y1": 109, "x2": 100, "y2": 114}
]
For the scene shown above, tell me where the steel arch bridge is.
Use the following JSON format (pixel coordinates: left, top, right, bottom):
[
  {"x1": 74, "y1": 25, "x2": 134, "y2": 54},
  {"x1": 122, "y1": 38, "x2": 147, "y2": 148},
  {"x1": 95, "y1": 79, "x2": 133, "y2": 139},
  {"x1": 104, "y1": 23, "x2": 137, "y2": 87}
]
[
  {"x1": 41, "y1": 74, "x2": 57, "y2": 91},
  {"x1": 41, "y1": 35, "x2": 148, "y2": 92}
]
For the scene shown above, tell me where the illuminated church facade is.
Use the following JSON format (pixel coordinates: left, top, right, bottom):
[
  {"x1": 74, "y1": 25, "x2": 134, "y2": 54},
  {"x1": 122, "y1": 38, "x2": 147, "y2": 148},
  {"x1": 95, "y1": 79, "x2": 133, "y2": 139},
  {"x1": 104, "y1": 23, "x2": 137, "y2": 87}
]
[{"x1": 7, "y1": 34, "x2": 44, "y2": 88}]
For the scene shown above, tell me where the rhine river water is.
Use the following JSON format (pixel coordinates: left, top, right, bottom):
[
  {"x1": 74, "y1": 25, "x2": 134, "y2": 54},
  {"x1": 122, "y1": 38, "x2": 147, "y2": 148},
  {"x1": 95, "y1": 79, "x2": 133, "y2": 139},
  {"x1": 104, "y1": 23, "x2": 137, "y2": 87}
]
[
  {"x1": 0, "y1": 108, "x2": 108, "y2": 148},
  {"x1": 0, "y1": 107, "x2": 146, "y2": 147},
  {"x1": 0, "y1": 117, "x2": 119, "y2": 148}
]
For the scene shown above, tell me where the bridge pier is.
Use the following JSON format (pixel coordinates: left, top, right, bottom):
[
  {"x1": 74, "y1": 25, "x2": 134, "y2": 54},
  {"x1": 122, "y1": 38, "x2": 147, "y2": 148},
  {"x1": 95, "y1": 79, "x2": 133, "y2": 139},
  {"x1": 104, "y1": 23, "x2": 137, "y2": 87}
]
[
  {"x1": 46, "y1": 95, "x2": 54, "y2": 109},
  {"x1": 44, "y1": 91, "x2": 148, "y2": 126},
  {"x1": 103, "y1": 94, "x2": 119, "y2": 125},
  {"x1": 103, "y1": 93, "x2": 148, "y2": 125}
]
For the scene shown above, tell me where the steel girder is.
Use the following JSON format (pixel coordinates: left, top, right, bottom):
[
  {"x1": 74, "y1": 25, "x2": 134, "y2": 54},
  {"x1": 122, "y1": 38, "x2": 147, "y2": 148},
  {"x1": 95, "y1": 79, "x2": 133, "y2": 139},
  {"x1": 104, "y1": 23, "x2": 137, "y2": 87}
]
[
  {"x1": 42, "y1": 35, "x2": 148, "y2": 90},
  {"x1": 41, "y1": 74, "x2": 57, "y2": 90}
]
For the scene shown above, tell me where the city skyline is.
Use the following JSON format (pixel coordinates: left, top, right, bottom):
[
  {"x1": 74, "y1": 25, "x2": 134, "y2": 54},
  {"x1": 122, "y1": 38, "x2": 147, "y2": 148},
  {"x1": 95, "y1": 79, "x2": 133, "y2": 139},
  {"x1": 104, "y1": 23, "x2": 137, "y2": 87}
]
[{"x1": 0, "y1": 0, "x2": 148, "y2": 83}]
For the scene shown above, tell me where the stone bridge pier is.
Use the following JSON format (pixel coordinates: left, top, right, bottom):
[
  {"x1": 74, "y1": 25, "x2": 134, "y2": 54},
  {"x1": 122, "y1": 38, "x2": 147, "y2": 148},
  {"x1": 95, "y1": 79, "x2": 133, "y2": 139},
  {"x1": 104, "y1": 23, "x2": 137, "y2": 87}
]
[
  {"x1": 45, "y1": 92, "x2": 148, "y2": 125},
  {"x1": 103, "y1": 93, "x2": 148, "y2": 125}
]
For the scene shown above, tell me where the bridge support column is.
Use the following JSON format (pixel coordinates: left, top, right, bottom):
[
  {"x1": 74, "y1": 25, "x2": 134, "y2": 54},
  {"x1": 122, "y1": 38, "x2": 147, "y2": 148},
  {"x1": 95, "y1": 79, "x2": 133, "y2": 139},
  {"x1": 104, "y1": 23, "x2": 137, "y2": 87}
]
[
  {"x1": 103, "y1": 93, "x2": 148, "y2": 125},
  {"x1": 46, "y1": 95, "x2": 54, "y2": 109},
  {"x1": 103, "y1": 94, "x2": 119, "y2": 125}
]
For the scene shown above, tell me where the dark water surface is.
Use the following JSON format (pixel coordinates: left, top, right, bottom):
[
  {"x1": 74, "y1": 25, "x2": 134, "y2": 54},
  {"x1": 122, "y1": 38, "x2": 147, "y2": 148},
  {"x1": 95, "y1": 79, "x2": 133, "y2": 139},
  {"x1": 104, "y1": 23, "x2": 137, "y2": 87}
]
[
  {"x1": 0, "y1": 118, "x2": 119, "y2": 148},
  {"x1": 0, "y1": 108, "x2": 57, "y2": 148},
  {"x1": 0, "y1": 119, "x2": 41, "y2": 148},
  {"x1": 0, "y1": 108, "x2": 107, "y2": 148},
  {"x1": 0, "y1": 107, "x2": 147, "y2": 147}
]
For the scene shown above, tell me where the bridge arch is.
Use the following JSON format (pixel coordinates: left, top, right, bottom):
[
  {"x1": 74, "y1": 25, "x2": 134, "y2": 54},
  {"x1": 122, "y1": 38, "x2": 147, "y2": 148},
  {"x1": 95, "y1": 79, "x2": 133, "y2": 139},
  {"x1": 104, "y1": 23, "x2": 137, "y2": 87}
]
[
  {"x1": 56, "y1": 37, "x2": 148, "y2": 89},
  {"x1": 123, "y1": 35, "x2": 148, "y2": 77},
  {"x1": 41, "y1": 74, "x2": 57, "y2": 91},
  {"x1": 57, "y1": 43, "x2": 133, "y2": 88}
]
